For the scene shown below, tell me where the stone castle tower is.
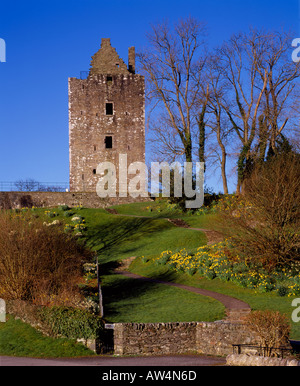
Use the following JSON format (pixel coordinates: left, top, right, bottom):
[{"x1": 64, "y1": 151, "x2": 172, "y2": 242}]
[{"x1": 68, "y1": 38, "x2": 145, "y2": 192}]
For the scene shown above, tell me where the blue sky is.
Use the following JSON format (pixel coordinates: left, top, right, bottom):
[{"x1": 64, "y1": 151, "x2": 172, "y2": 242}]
[{"x1": 0, "y1": 0, "x2": 299, "y2": 192}]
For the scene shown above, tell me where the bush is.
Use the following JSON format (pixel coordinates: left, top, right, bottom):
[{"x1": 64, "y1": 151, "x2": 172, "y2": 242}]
[
  {"x1": 0, "y1": 211, "x2": 94, "y2": 302},
  {"x1": 205, "y1": 271, "x2": 216, "y2": 280},
  {"x1": 276, "y1": 285, "x2": 289, "y2": 297},
  {"x1": 244, "y1": 310, "x2": 291, "y2": 357},
  {"x1": 45, "y1": 210, "x2": 57, "y2": 218},
  {"x1": 216, "y1": 153, "x2": 300, "y2": 270},
  {"x1": 58, "y1": 205, "x2": 69, "y2": 211},
  {"x1": 154, "y1": 241, "x2": 299, "y2": 295},
  {"x1": 39, "y1": 306, "x2": 103, "y2": 341}
]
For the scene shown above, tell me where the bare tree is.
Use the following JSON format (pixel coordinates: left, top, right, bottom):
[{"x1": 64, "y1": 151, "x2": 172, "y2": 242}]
[
  {"x1": 14, "y1": 178, "x2": 65, "y2": 192},
  {"x1": 254, "y1": 30, "x2": 300, "y2": 157},
  {"x1": 204, "y1": 57, "x2": 234, "y2": 194},
  {"x1": 218, "y1": 29, "x2": 300, "y2": 193},
  {"x1": 15, "y1": 178, "x2": 40, "y2": 191},
  {"x1": 138, "y1": 17, "x2": 208, "y2": 163},
  {"x1": 217, "y1": 31, "x2": 268, "y2": 193}
]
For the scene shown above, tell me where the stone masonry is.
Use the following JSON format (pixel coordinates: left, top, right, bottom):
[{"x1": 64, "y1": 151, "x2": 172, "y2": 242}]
[
  {"x1": 113, "y1": 321, "x2": 262, "y2": 357},
  {"x1": 68, "y1": 38, "x2": 145, "y2": 193}
]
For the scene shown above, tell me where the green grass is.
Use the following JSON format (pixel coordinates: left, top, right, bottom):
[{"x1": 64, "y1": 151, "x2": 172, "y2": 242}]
[
  {"x1": 77, "y1": 207, "x2": 221, "y2": 323},
  {"x1": 101, "y1": 273, "x2": 225, "y2": 323},
  {"x1": 78, "y1": 207, "x2": 207, "y2": 264},
  {"x1": 130, "y1": 257, "x2": 300, "y2": 340},
  {"x1": 0, "y1": 315, "x2": 95, "y2": 358},
  {"x1": 110, "y1": 199, "x2": 175, "y2": 217},
  {"x1": 3, "y1": 201, "x2": 299, "y2": 358}
]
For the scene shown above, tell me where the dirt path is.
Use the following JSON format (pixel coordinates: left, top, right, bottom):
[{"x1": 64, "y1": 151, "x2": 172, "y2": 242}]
[
  {"x1": 117, "y1": 270, "x2": 250, "y2": 321},
  {"x1": 106, "y1": 208, "x2": 251, "y2": 320}
]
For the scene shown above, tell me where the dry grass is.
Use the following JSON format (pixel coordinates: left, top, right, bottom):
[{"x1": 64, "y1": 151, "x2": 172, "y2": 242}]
[{"x1": 0, "y1": 210, "x2": 94, "y2": 304}]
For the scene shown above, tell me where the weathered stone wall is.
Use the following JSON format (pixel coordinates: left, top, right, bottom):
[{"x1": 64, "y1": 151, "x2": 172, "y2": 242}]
[
  {"x1": 113, "y1": 321, "x2": 260, "y2": 357},
  {"x1": 0, "y1": 191, "x2": 151, "y2": 209},
  {"x1": 69, "y1": 38, "x2": 145, "y2": 193},
  {"x1": 196, "y1": 321, "x2": 258, "y2": 356},
  {"x1": 114, "y1": 322, "x2": 198, "y2": 356}
]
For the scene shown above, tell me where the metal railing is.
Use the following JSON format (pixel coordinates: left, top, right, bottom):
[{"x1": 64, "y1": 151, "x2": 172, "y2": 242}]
[
  {"x1": 232, "y1": 344, "x2": 295, "y2": 358},
  {"x1": 0, "y1": 181, "x2": 69, "y2": 192}
]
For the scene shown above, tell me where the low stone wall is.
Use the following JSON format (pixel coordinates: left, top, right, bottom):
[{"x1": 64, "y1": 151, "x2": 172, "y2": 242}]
[
  {"x1": 113, "y1": 320, "x2": 260, "y2": 357},
  {"x1": 196, "y1": 321, "x2": 257, "y2": 356},
  {"x1": 0, "y1": 191, "x2": 151, "y2": 209},
  {"x1": 6, "y1": 300, "x2": 50, "y2": 336},
  {"x1": 114, "y1": 322, "x2": 198, "y2": 356}
]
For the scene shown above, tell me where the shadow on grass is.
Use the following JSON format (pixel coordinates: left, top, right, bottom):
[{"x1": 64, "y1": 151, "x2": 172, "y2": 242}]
[
  {"x1": 84, "y1": 216, "x2": 173, "y2": 261},
  {"x1": 101, "y1": 272, "x2": 179, "y2": 322}
]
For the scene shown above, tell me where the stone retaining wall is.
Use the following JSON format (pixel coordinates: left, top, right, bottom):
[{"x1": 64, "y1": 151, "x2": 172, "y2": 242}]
[
  {"x1": 114, "y1": 322, "x2": 198, "y2": 356},
  {"x1": 113, "y1": 321, "x2": 260, "y2": 357},
  {"x1": 0, "y1": 191, "x2": 151, "y2": 209},
  {"x1": 6, "y1": 300, "x2": 296, "y2": 361},
  {"x1": 196, "y1": 321, "x2": 257, "y2": 356}
]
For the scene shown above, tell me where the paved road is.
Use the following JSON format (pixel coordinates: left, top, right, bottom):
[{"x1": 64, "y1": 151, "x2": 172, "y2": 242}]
[{"x1": 1, "y1": 354, "x2": 226, "y2": 366}]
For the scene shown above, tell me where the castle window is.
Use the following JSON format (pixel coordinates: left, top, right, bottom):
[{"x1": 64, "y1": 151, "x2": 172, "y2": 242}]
[
  {"x1": 106, "y1": 103, "x2": 113, "y2": 115},
  {"x1": 93, "y1": 169, "x2": 96, "y2": 175},
  {"x1": 106, "y1": 76, "x2": 112, "y2": 83},
  {"x1": 94, "y1": 145, "x2": 97, "y2": 151},
  {"x1": 105, "y1": 136, "x2": 112, "y2": 149}
]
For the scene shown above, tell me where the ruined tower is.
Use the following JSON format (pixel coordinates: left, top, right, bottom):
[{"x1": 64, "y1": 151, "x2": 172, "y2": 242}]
[{"x1": 68, "y1": 38, "x2": 145, "y2": 192}]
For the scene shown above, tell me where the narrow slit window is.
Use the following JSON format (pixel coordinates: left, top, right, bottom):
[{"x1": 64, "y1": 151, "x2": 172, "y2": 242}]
[
  {"x1": 106, "y1": 103, "x2": 113, "y2": 115},
  {"x1": 105, "y1": 136, "x2": 112, "y2": 149},
  {"x1": 93, "y1": 169, "x2": 96, "y2": 175}
]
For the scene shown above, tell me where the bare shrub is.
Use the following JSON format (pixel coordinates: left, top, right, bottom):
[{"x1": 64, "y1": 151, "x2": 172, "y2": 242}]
[
  {"x1": 244, "y1": 310, "x2": 291, "y2": 357},
  {"x1": 216, "y1": 154, "x2": 300, "y2": 270},
  {"x1": 0, "y1": 210, "x2": 93, "y2": 303}
]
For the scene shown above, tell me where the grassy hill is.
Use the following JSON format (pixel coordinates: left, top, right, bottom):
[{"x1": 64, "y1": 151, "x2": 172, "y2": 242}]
[{"x1": 1, "y1": 199, "x2": 299, "y2": 358}]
